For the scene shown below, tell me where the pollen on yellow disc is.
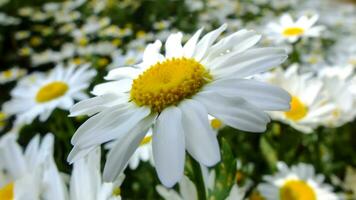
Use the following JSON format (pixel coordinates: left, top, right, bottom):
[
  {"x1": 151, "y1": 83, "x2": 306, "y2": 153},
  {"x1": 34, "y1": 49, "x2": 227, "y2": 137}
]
[
  {"x1": 280, "y1": 180, "x2": 316, "y2": 200},
  {"x1": 0, "y1": 182, "x2": 14, "y2": 200},
  {"x1": 130, "y1": 58, "x2": 211, "y2": 112},
  {"x1": 210, "y1": 118, "x2": 223, "y2": 130},
  {"x1": 140, "y1": 135, "x2": 152, "y2": 146},
  {"x1": 284, "y1": 96, "x2": 308, "y2": 121},
  {"x1": 36, "y1": 81, "x2": 68, "y2": 103},
  {"x1": 282, "y1": 27, "x2": 305, "y2": 37}
]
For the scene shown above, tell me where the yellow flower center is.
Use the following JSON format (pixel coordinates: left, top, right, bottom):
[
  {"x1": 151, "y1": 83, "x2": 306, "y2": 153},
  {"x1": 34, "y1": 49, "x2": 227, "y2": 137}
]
[
  {"x1": 210, "y1": 118, "x2": 223, "y2": 130},
  {"x1": 3, "y1": 70, "x2": 13, "y2": 78},
  {"x1": 130, "y1": 58, "x2": 211, "y2": 112},
  {"x1": 30, "y1": 36, "x2": 42, "y2": 47},
  {"x1": 284, "y1": 96, "x2": 308, "y2": 121},
  {"x1": 36, "y1": 81, "x2": 68, "y2": 103},
  {"x1": 78, "y1": 37, "x2": 88, "y2": 46},
  {"x1": 0, "y1": 182, "x2": 14, "y2": 200},
  {"x1": 140, "y1": 135, "x2": 152, "y2": 146},
  {"x1": 97, "y1": 58, "x2": 109, "y2": 68},
  {"x1": 280, "y1": 180, "x2": 316, "y2": 200},
  {"x1": 282, "y1": 27, "x2": 305, "y2": 37}
]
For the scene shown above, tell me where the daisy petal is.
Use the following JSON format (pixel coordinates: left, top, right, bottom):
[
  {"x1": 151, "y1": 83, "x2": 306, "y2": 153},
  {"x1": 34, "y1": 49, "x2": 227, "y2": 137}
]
[
  {"x1": 194, "y1": 91, "x2": 270, "y2": 132},
  {"x1": 69, "y1": 94, "x2": 125, "y2": 117},
  {"x1": 183, "y1": 28, "x2": 203, "y2": 58},
  {"x1": 211, "y1": 48, "x2": 287, "y2": 78},
  {"x1": 203, "y1": 29, "x2": 261, "y2": 63},
  {"x1": 141, "y1": 40, "x2": 164, "y2": 69},
  {"x1": 104, "y1": 67, "x2": 142, "y2": 81},
  {"x1": 153, "y1": 106, "x2": 185, "y2": 187},
  {"x1": 165, "y1": 32, "x2": 184, "y2": 58},
  {"x1": 193, "y1": 24, "x2": 227, "y2": 61},
  {"x1": 91, "y1": 79, "x2": 132, "y2": 96},
  {"x1": 205, "y1": 78, "x2": 291, "y2": 111},
  {"x1": 103, "y1": 114, "x2": 156, "y2": 182},
  {"x1": 73, "y1": 105, "x2": 151, "y2": 148},
  {"x1": 179, "y1": 99, "x2": 220, "y2": 166}
]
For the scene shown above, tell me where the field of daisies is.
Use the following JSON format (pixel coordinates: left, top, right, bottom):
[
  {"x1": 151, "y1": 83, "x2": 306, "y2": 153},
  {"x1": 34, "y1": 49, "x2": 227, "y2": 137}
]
[{"x1": 0, "y1": 0, "x2": 355, "y2": 199}]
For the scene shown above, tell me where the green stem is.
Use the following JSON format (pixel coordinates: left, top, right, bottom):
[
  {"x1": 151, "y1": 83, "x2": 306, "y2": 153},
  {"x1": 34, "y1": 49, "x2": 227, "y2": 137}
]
[{"x1": 191, "y1": 159, "x2": 207, "y2": 200}]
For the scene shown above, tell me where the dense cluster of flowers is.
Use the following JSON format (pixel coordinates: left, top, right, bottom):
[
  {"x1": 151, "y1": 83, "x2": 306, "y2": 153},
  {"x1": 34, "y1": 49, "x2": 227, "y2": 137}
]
[{"x1": 0, "y1": 0, "x2": 355, "y2": 199}]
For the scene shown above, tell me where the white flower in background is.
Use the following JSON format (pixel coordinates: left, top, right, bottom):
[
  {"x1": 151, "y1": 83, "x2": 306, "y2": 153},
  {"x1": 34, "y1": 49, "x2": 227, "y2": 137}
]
[
  {"x1": 108, "y1": 50, "x2": 143, "y2": 70},
  {"x1": 318, "y1": 65, "x2": 356, "y2": 127},
  {"x1": 0, "y1": 13, "x2": 20, "y2": 26},
  {"x1": 267, "y1": 65, "x2": 335, "y2": 133},
  {"x1": 105, "y1": 128, "x2": 154, "y2": 170},
  {"x1": 156, "y1": 176, "x2": 198, "y2": 200},
  {"x1": 208, "y1": 115, "x2": 225, "y2": 131},
  {"x1": 156, "y1": 175, "x2": 246, "y2": 200},
  {"x1": 267, "y1": 13, "x2": 324, "y2": 43},
  {"x1": 0, "y1": 67, "x2": 27, "y2": 84},
  {"x1": 68, "y1": 24, "x2": 290, "y2": 187},
  {"x1": 70, "y1": 148, "x2": 124, "y2": 200},
  {"x1": 0, "y1": 133, "x2": 67, "y2": 200},
  {"x1": 3, "y1": 64, "x2": 96, "y2": 125},
  {"x1": 258, "y1": 162, "x2": 338, "y2": 200},
  {"x1": 128, "y1": 129, "x2": 154, "y2": 169}
]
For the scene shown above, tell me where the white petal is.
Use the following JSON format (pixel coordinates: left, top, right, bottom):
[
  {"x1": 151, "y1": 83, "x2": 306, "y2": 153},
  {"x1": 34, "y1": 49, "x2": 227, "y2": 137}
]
[
  {"x1": 165, "y1": 32, "x2": 184, "y2": 58},
  {"x1": 69, "y1": 94, "x2": 127, "y2": 117},
  {"x1": 73, "y1": 105, "x2": 151, "y2": 149},
  {"x1": 103, "y1": 114, "x2": 156, "y2": 182},
  {"x1": 104, "y1": 67, "x2": 142, "y2": 81},
  {"x1": 141, "y1": 40, "x2": 164, "y2": 69},
  {"x1": 205, "y1": 78, "x2": 291, "y2": 111},
  {"x1": 91, "y1": 79, "x2": 132, "y2": 96},
  {"x1": 152, "y1": 106, "x2": 185, "y2": 187},
  {"x1": 194, "y1": 91, "x2": 270, "y2": 132},
  {"x1": 179, "y1": 176, "x2": 198, "y2": 200},
  {"x1": 203, "y1": 29, "x2": 261, "y2": 63},
  {"x1": 193, "y1": 24, "x2": 227, "y2": 61},
  {"x1": 179, "y1": 99, "x2": 220, "y2": 166},
  {"x1": 183, "y1": 28, "x2": 203, "y2": 58},
  {"x1": 211, "y1": 47, "x2": 287, "y2": 78},
  {"x1": 280, "y1": 14, "x2": 294, "y2": 26}
]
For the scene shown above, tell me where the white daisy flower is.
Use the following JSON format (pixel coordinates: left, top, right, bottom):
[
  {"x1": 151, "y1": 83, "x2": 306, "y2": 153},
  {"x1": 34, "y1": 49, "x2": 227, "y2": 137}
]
[
  {"x1": 258, "y1": 162, "x2": 339, "y2": 200},
  {"x1": 156, "y1": 175, "x2": 246, "y2": 200},
  {"x1": 267, "y1": 65, "x2": 335, "y2": 133},
  {"x1": 68, "y1": 24, "x2": 290, "y2": 187},
  {"x1": 267, "y1": 13, "x2": 324, "y2": 43},
  {"x1": 127, "y1": 129, "x2": 154, "y2": 170},
  {"x1": 156, "y1": 176, "x2": 198, "y2": 200},
  {"x1": 0, "y1": 67, "x2": 27, "y2": 84},
  {"x1": 0, "y1": 133, "x2": 68, "y2": 200},
  {"x1": 318, "y1": 65, "x2": 356, "y2": 127},
  {"x1": 3, "y1": 64, "x2": 96, "y2": 125},
  {"x1": 70, "y1": 148, "x2": 124, "y2": 200}
]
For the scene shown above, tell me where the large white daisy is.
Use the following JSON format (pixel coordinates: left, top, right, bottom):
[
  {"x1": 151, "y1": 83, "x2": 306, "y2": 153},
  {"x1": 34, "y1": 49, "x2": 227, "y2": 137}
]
[
  {"x1": 3, "y1": 63, "x2": 96, "y2": 125},
  {"x1": 68, "y1": 24, "x2": 291, "y2": 187},
  {"x1": 258, "y1": 162, "x2": 338, "y2": 200}
]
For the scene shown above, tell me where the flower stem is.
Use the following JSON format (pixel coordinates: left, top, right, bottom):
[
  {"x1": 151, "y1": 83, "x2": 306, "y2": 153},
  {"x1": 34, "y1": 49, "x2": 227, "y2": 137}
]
[{"x1": 191, "y1": 159, "x2": 207, "y2": 200}]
